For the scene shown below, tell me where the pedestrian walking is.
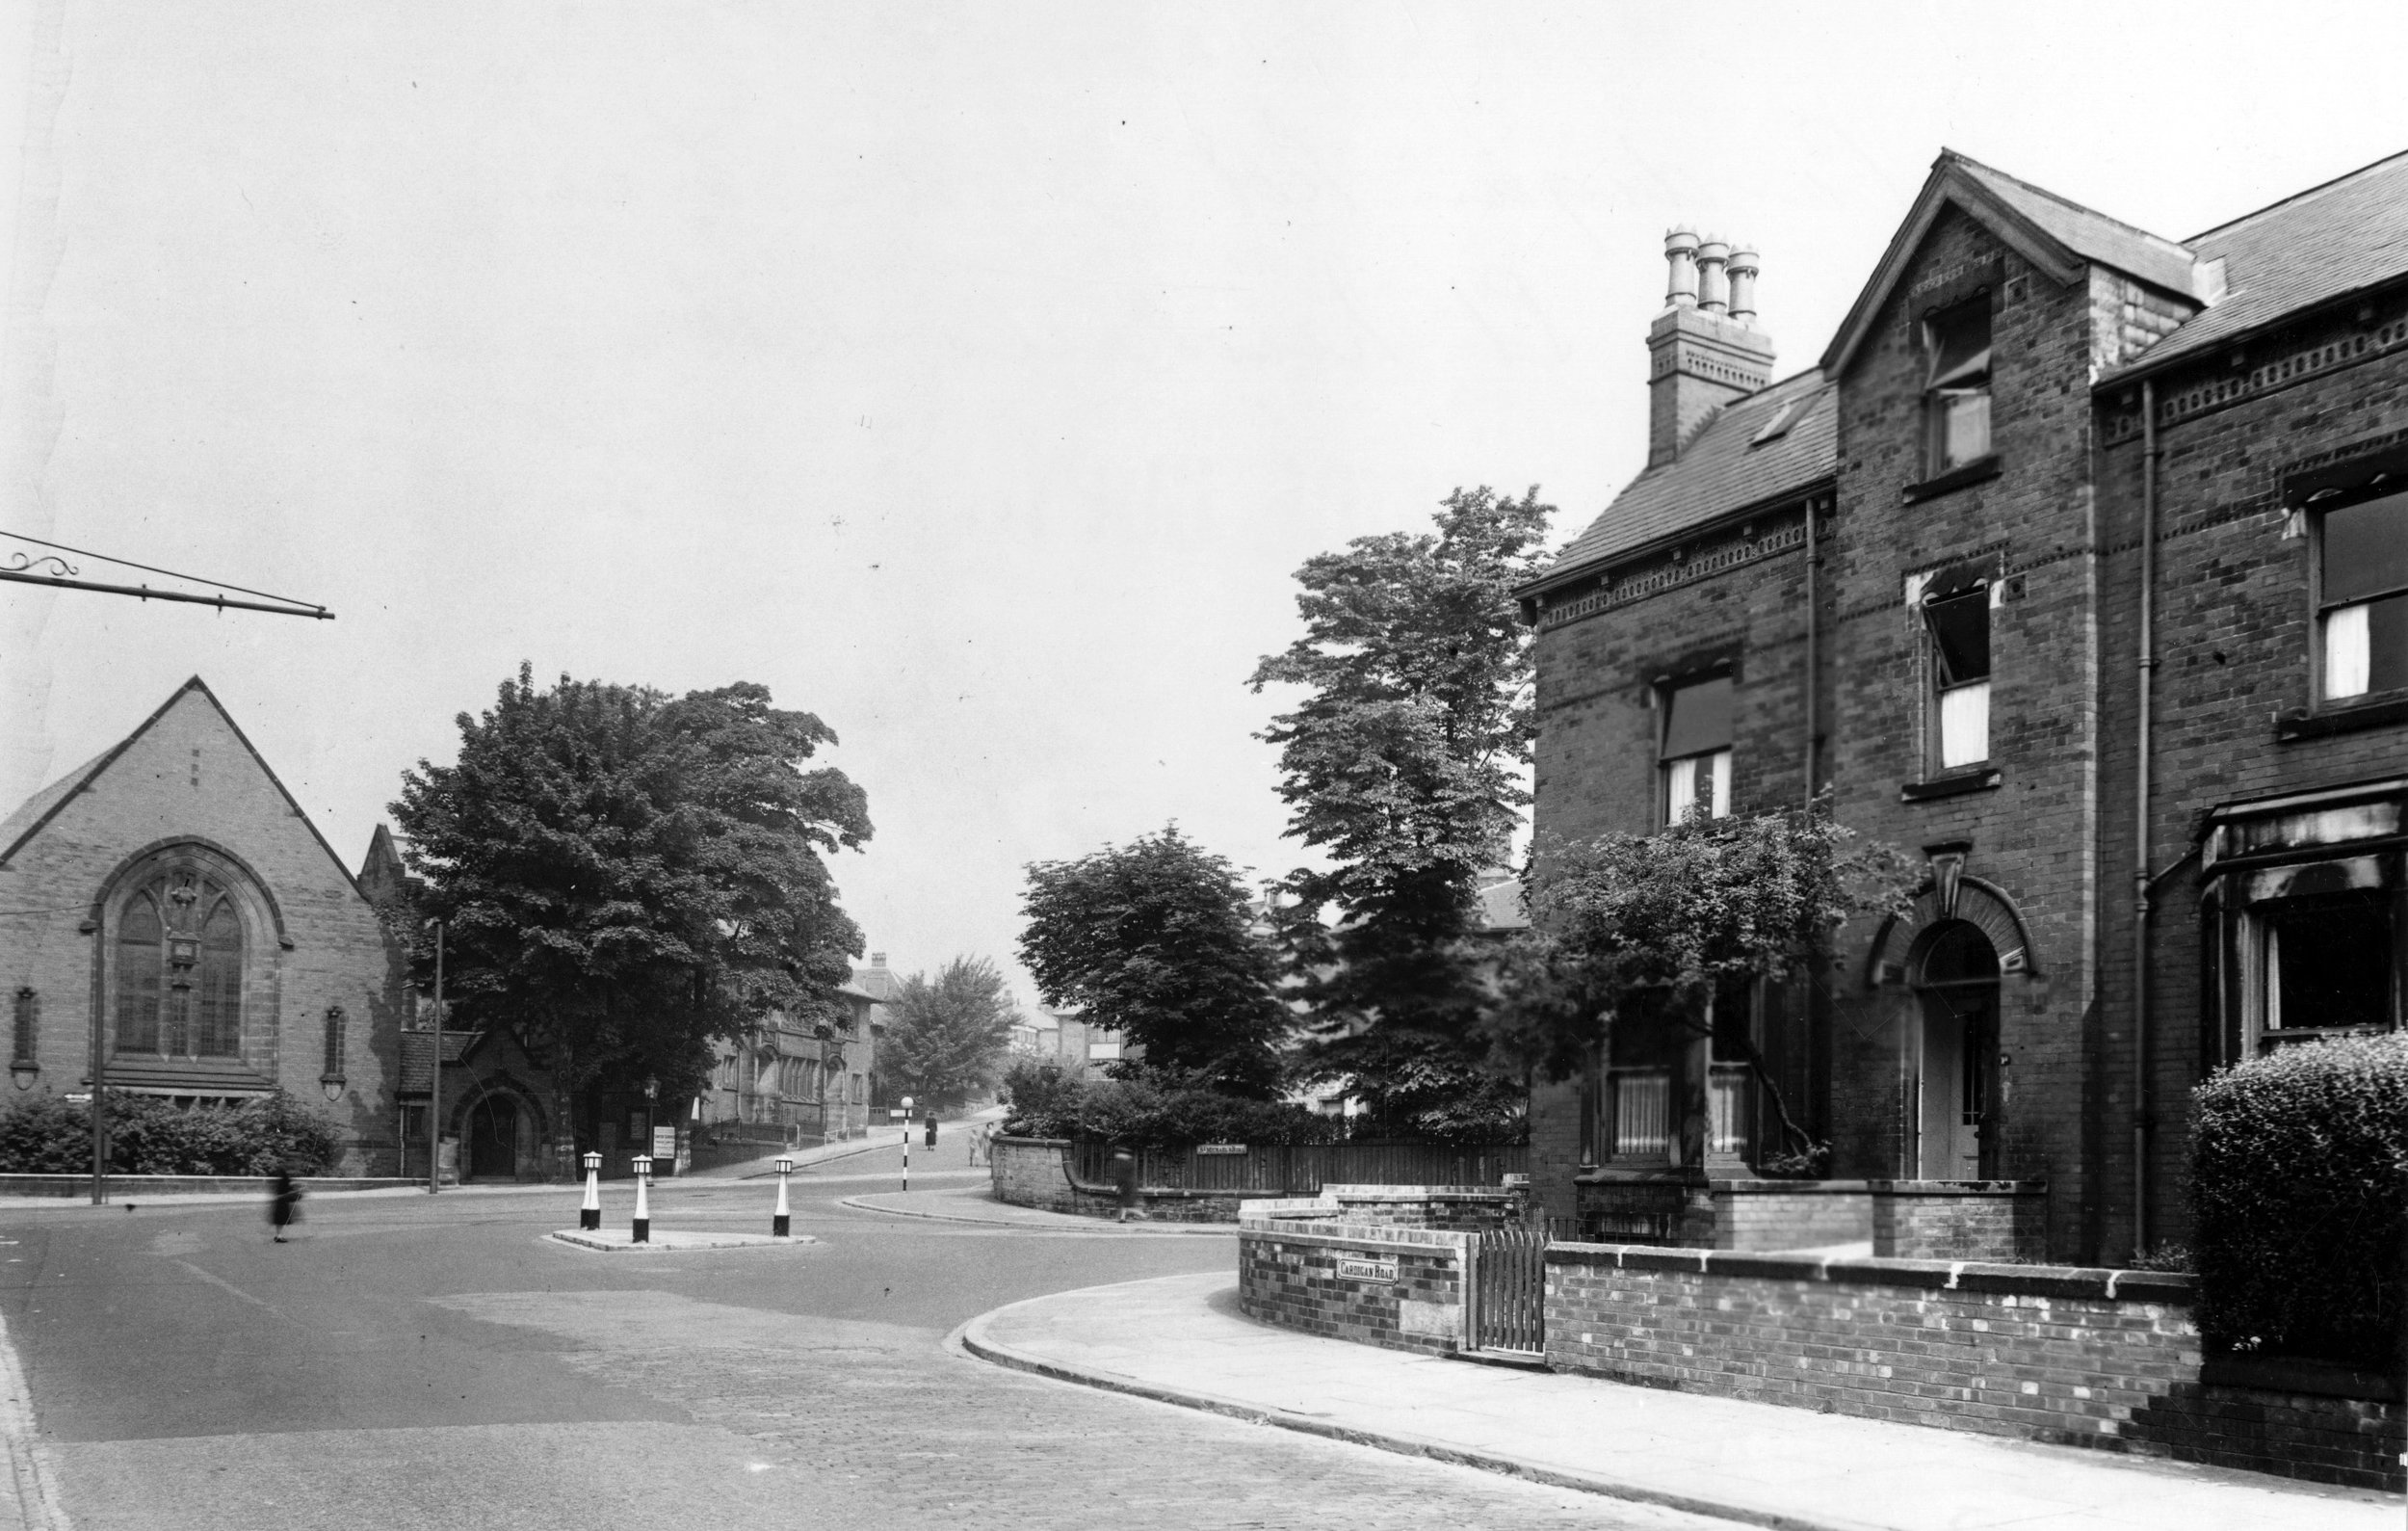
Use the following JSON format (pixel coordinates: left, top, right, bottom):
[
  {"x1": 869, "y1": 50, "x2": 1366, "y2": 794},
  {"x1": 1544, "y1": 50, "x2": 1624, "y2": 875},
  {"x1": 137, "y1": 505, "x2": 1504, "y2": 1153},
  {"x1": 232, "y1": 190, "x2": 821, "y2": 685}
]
[
  {"x1": 924, "y1": 1113, "x2": 938, "y2": 1149},
  {"x1": 267, "y1": 1165, "x2": 301, "y2": 1243},
  {"x1": 1111, "y1": 1146, "x2": 1139, "y2": 1222}
]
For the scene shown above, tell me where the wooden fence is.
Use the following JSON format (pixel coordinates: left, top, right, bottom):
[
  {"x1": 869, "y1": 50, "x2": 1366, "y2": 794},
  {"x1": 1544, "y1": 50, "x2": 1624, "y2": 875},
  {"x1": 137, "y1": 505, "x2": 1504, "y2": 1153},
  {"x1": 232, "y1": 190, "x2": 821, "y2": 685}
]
[{"x1": 1070, "y1": 1139, "x2": 1528, "y2": 1194}]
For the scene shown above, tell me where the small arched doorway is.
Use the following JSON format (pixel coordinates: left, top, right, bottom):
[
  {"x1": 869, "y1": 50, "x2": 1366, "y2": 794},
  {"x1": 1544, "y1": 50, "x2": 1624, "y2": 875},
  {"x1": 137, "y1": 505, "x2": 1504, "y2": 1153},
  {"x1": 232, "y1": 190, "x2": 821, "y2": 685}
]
[
  {"x1": 1910, "y1": 920, "x2": 2000, "y2": 1179},
  {"x1": 467, "y1": 1095, "x2": 519, "y2": 1180}
]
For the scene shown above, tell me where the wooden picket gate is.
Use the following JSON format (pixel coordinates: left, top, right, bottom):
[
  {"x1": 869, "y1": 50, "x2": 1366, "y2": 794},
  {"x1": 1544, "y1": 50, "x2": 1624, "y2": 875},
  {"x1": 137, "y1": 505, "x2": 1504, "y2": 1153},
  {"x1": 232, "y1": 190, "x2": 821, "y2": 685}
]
[{"x1": 1469, "y1": 1227, "x2": 1548, "y2": 1355}]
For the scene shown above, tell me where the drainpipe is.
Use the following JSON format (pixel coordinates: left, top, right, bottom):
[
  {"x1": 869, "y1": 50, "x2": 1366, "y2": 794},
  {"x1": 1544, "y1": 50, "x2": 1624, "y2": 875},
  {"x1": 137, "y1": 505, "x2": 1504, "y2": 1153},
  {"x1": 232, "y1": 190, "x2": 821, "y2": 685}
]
[
  {"x1": 1803, "y1": 495, "x2": 1819, "y2": 808},
  {"x1": 2133, "y1": 380, "x2": 2159, "y2": 1256}
]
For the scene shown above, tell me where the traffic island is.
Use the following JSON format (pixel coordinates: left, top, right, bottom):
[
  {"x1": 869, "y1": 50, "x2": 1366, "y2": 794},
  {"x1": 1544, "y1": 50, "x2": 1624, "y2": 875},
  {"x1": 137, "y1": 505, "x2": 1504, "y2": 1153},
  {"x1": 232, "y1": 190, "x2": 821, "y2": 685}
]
[{"x1": 547, "y1": 1228, "x2": 817, "y2": 1252}]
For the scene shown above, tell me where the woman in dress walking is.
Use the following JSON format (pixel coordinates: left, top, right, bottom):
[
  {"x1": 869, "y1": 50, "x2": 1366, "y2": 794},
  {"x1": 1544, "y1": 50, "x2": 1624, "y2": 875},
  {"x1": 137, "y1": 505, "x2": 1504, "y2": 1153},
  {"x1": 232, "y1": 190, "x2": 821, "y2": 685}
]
[{"x1": 268, "y1": 1164, "x2": 301, "y2": 1243}]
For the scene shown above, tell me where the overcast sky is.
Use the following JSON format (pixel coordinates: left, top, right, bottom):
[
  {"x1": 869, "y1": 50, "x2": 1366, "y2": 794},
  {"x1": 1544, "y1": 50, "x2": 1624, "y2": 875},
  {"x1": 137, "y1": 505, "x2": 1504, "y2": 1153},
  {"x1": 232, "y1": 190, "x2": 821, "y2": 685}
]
[{"x1": 1, "y1": 2, "x2": 2402, "y2": 1008}]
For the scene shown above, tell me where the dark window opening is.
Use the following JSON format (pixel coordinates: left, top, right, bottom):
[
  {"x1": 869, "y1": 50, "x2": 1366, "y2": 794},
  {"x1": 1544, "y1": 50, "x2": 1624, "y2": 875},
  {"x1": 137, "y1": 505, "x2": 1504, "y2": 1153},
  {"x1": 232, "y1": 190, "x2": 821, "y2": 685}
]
[
  {"x1": 2264, "y1": 890, "x2": 2393, "y2": 1034},
  {"x1": 1923, "y1": 586, "x2": 1992, "y2": 770},
  {"x1": 1660, "y1": 673, "x2": 1734, "y2": 823},
  {"x1": 1924, "y1": 300, "x2": 1992, "y2": 473},
  {"x1": 2320, "y1": 491, "x2": 2408, "y2": 700}
]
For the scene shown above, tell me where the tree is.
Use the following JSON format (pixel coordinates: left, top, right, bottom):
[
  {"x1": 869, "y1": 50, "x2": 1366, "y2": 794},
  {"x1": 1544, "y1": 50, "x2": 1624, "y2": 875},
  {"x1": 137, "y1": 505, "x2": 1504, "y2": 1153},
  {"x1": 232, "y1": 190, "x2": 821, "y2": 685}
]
[
  {"x1": 1246, "y1": 486, "x2": 1554, "y2": 1133},
  {"x1": 1494, "y1": 805, "x2": 1917, "y2": 1160},
  {"x1": 1018, "y1": 826, "x2": 1290, "y2": 1098},
  {"x1": 878, "y1": 957, "x2": 1019, "y2": 1111},
  {"x1": 389, "y1": 666, "x2": 872, "y2": 1114}
]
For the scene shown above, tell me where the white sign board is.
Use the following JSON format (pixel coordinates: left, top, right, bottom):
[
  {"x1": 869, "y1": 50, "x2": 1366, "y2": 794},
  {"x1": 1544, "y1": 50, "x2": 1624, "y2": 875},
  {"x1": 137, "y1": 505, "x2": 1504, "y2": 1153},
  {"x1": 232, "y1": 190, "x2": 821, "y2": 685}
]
[
  {"x1": 1195, "y1": 1143, "x2": 1247, "y2": 1155},
  {"x1": 652, "y1": 1126, "x2": 677, "y2": 1161},
  {"x1": 1335, "y1": 1256, "x2": 1398, "y2": 1283}
]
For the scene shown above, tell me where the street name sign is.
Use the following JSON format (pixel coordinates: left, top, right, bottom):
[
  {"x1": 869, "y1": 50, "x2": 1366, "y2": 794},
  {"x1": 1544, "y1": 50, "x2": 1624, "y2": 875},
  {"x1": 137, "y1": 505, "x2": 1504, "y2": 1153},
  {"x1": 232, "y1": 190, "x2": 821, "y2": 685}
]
[
  {"x1": 1195, "y1": 1143, "x2": 1247, "y2": 1155},
  {"x1": 1335, "y1": 1256, "x2": 1398, "y2": 1283}
]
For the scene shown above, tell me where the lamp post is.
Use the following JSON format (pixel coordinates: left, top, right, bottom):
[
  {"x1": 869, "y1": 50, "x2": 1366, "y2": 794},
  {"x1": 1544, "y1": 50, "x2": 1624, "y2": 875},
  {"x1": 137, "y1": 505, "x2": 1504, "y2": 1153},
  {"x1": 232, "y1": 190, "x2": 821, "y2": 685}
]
[
  {"x1": 901, "y1": 1095, "x2": 913, "y2": 1193},
  {"x1": 772, "y1": 1154, "x2": 794, "y2": 1238},
  {"x1": 425, "y1": 919, "x2": 445, "y2": 1196},
  {"x1": 580, "y1": 1150, "x2": 602, "y2": 1230},
  {"x1": 631, "y1": 1153, "x2": 652, "y2": 1244}
]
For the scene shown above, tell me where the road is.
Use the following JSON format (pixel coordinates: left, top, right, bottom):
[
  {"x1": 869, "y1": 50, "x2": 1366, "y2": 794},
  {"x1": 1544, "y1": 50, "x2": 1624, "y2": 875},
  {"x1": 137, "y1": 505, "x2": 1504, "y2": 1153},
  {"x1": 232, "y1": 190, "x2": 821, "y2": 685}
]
[{"x1": 0, "y1": 1141, "x2": 1721, "y2": 1530}]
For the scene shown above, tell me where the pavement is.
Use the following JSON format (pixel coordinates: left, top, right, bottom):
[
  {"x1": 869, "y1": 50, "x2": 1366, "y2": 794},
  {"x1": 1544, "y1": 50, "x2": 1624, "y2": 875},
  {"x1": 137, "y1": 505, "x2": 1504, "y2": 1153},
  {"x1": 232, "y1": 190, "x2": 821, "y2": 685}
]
[{"x1": 958, "y1": 1269, "x2": 2404, "y2": 1531}]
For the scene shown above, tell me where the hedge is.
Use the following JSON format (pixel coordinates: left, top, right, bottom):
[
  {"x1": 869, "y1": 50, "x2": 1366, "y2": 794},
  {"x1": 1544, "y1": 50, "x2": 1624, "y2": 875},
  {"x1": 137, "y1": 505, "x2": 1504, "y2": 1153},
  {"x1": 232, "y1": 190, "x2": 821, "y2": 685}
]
[
  {"x1": 0, "y1": 1092, "x2": 344, "y2": 1176},
  {"x1": 2189, "y1": 1032, "x2": 2407, "y2": 1371},
  {"x1": 998, "y1": 1062, "x2": 1526, "y2": 1148}
]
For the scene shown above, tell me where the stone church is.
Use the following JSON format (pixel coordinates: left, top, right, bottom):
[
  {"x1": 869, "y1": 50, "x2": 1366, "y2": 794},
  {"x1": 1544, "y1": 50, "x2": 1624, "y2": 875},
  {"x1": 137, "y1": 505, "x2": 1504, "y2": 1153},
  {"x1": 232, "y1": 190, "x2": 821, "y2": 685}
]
[{"x1": 0, "y1": 677, "x2": 406, "y2": 1173}]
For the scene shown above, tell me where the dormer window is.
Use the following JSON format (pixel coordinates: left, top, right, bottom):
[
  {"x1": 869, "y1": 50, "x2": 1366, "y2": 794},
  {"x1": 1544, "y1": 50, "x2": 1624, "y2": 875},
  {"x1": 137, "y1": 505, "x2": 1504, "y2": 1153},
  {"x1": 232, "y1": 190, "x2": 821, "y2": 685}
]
[{"x1": 1924, "y1": 300, "x2": 1992, "y2": 473}]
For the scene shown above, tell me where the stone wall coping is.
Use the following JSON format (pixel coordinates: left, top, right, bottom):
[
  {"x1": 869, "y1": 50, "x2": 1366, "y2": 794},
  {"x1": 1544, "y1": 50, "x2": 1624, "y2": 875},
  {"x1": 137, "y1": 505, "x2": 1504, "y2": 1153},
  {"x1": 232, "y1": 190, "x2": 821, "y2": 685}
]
[
  {"x1": 1546, "y1": 1241, "x2": 2194, "y2": 1303},
  {"x1": 991, "y1": 1135, "x2": 1071, "y2": 1148},
  {"x1": 1697, "y1": 1177, "x2": 2046, "y2": 1197},
  {"x1": 1238, "y1": 1222, "x2": 1471, "y2": 1254},
  {"x1": 1321, "y1": 1184, "x2": 1518, "y2": 1201}
]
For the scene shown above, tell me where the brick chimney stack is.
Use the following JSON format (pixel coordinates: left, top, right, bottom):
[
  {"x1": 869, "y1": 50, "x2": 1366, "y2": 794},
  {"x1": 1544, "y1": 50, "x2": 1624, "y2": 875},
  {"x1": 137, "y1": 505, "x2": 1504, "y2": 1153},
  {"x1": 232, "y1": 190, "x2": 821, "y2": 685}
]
[{"x1": 1645, "y1": 229, "x2": 1776, "y2": 468}]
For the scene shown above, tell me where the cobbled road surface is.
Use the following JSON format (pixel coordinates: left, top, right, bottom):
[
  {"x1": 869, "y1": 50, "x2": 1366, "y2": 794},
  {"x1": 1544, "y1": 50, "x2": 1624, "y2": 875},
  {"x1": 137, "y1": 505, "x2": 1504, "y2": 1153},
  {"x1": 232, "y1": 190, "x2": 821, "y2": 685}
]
[{"x1": 0, "y1": 1141, "x2": 1723, "y2": 1530}]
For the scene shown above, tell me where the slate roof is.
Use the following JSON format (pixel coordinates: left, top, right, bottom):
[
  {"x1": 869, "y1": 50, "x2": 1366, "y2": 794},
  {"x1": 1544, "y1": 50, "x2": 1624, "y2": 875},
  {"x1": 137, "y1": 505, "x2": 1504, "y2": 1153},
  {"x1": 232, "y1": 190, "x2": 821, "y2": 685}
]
[
  {"x1": 2104, "y1": 148, "x2": 2408, "y2": 383},
  {"x1": 1536, "y1": 370, "x2": 1836, "y2": 585},
  {"x1": 396, "y1": 1030, "x2": 483, "y2": 1095},
  {"x1": 1948, "y1": 154, "x2": 2201, "y2": 297}
]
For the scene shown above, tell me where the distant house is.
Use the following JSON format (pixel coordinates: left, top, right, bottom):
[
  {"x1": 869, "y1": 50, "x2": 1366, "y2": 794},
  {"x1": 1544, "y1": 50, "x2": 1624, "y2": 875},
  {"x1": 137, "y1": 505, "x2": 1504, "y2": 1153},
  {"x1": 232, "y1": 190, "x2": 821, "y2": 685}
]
[
  {"x1": 694, "y1": 950, "x2": 891, "y2": 1160},
  {"x1": 1009, "y1": 1002, "x2": 1132, "y2": 1074},
  {"x1": 0, "y1": 678, "x2": 406, "y2": 1174}
]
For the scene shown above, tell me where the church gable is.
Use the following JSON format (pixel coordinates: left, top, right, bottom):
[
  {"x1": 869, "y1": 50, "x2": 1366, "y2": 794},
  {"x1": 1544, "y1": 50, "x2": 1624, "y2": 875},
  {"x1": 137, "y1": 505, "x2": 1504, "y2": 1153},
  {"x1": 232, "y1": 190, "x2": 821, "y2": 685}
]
[{"x1": 0, "y1": 678, "x2": 367, "y2": 909}]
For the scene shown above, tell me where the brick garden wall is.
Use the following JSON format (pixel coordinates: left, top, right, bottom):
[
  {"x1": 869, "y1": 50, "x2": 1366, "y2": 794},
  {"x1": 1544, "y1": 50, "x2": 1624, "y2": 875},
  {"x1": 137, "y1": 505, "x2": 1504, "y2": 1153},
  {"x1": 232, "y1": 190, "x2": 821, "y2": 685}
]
[
  {"x1": 1546, "y1": 1244, "x2": 2403, "y2": 1491},
  {"x1": 1237, "y1": 1205, "x2": 1471, "y2": 1357},
  {"x1": 986, "y1": 1136, "x2": 1245, "y2": 1222},
  {"x1": 1871, "y1": 1180, "x2": 2047, "y2": 1260}
]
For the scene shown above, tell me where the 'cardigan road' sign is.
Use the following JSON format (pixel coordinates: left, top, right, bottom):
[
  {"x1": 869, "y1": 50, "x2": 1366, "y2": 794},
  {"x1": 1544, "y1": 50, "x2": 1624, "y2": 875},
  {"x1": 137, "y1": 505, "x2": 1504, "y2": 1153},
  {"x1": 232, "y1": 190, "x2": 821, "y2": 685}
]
[
  {"x1": 1195, "y1": 1143, "x2": 1248, "y2": 1154},
  {"x1": 1336, "y1": 1256, "x2": 1399, "y2": 1283}
]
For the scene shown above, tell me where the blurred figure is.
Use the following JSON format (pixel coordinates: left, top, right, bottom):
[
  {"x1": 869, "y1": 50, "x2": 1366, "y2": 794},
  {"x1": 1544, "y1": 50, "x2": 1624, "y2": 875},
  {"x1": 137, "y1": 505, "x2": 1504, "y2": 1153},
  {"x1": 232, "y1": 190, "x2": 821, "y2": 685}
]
[{"x1": 267, "y1": 1165, "x2": 301, "y2": 1244}]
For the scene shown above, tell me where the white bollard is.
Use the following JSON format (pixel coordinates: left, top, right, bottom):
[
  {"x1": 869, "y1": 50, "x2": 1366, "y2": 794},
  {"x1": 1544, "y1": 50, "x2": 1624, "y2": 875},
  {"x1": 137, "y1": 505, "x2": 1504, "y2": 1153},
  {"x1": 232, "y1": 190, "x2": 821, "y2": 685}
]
[
  {"x1": 631, "y1": 1154, "x2": 652, "y2": 1244},
  {"x1": 772, "y1": 1154, "x2": 793, "y2": 1238},
  {"x1": 580, "y1": 1150, "x2": 602, "y2": 1231}
]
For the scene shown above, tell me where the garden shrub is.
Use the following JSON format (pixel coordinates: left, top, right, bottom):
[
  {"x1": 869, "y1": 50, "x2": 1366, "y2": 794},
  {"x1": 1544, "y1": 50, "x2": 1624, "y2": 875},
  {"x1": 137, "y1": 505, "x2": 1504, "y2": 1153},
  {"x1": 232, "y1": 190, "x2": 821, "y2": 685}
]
[
  {"x1": 2189, "y1": 1033, "x2": 2407, "y2": 1371},
  {"x1": 0, "y1": 1092, "x2": 343, "y2": 1176}
]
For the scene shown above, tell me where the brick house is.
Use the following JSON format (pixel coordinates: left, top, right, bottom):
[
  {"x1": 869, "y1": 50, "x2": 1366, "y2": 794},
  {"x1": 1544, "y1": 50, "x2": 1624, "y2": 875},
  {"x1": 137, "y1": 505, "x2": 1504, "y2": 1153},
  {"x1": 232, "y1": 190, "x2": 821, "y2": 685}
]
[
  {"x1": 0, "y1": 678, "x2": 406, "y2": 1173},
  {"x1": 1517, "y1": 149, "x2": 2408, "y2": 1263}
]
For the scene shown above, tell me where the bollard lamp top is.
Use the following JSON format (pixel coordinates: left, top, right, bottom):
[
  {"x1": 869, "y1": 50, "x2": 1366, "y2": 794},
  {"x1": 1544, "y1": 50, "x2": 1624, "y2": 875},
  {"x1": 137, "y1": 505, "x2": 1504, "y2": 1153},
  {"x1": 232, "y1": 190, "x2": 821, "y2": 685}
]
[
  {"x1": 774, "y1": 1156, "x2": 795, "y2": 1175},
  {"x1": 582, "y1": 1151, "x2": 602, "y2": 1172},
  {"x1": 631, "y1": 1153, "x2": 653, "y2": 1175}
]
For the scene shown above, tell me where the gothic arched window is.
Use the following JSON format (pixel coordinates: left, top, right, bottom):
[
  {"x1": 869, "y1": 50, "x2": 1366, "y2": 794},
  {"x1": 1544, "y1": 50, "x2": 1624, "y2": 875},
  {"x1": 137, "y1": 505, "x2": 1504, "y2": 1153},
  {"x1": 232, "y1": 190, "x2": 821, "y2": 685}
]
[{"x1": 115, "y1": 871, "x2": 245, "y2": 1060}]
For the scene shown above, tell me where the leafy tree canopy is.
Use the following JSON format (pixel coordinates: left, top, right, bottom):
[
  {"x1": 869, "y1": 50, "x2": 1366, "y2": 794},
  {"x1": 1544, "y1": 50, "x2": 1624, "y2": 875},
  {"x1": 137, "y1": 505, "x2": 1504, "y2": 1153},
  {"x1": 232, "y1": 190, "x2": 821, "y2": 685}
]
[
  {"x1": 390, "y1": 665, "x2": 872, "y2": 1101},
  {"x1": 879, "y1": 957, "x2": 1019, "y2": 1112},
  {"x1": 1247, "y1": 486, "x2": 1553, "y2": 1131},
  {"x1": 1018, "y1": 826, "x2": 1290, "y2": 1098},
  {"x1": 1494, "y1": 806, "x2": 1918, "y2": 1083}
]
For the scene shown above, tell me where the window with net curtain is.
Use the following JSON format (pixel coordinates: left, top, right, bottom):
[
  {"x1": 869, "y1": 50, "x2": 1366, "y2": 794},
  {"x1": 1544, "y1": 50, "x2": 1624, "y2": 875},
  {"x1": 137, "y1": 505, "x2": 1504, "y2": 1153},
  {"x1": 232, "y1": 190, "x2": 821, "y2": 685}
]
[
  {"x1": 116, "y1": 871, "x2": 244, "y2": 1058},
  {"x1": 1659, "y1": 673, "x2": 1732, "y2": 825},
  {"x1": 1923, "y1": 583, "x2": 1991, "y2": 771},
  {"x1": 1924, "y1": 299, "x2": 1992, "y2": 474},
  {"x1": 2320, "y1": 490, "x2": 2408, "y2": 700}
]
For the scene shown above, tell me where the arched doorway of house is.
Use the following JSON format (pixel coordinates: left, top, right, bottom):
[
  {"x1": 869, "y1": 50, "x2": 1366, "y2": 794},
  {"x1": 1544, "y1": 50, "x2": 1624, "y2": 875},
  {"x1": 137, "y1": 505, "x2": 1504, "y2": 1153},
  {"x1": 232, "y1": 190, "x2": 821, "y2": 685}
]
[
  {"x1": 1911, "y1": 920, "x2": 2000, "y2": 1180},
  {"x1": 467, "y1": 1095, "x2": 519, "y2": 1180}
]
